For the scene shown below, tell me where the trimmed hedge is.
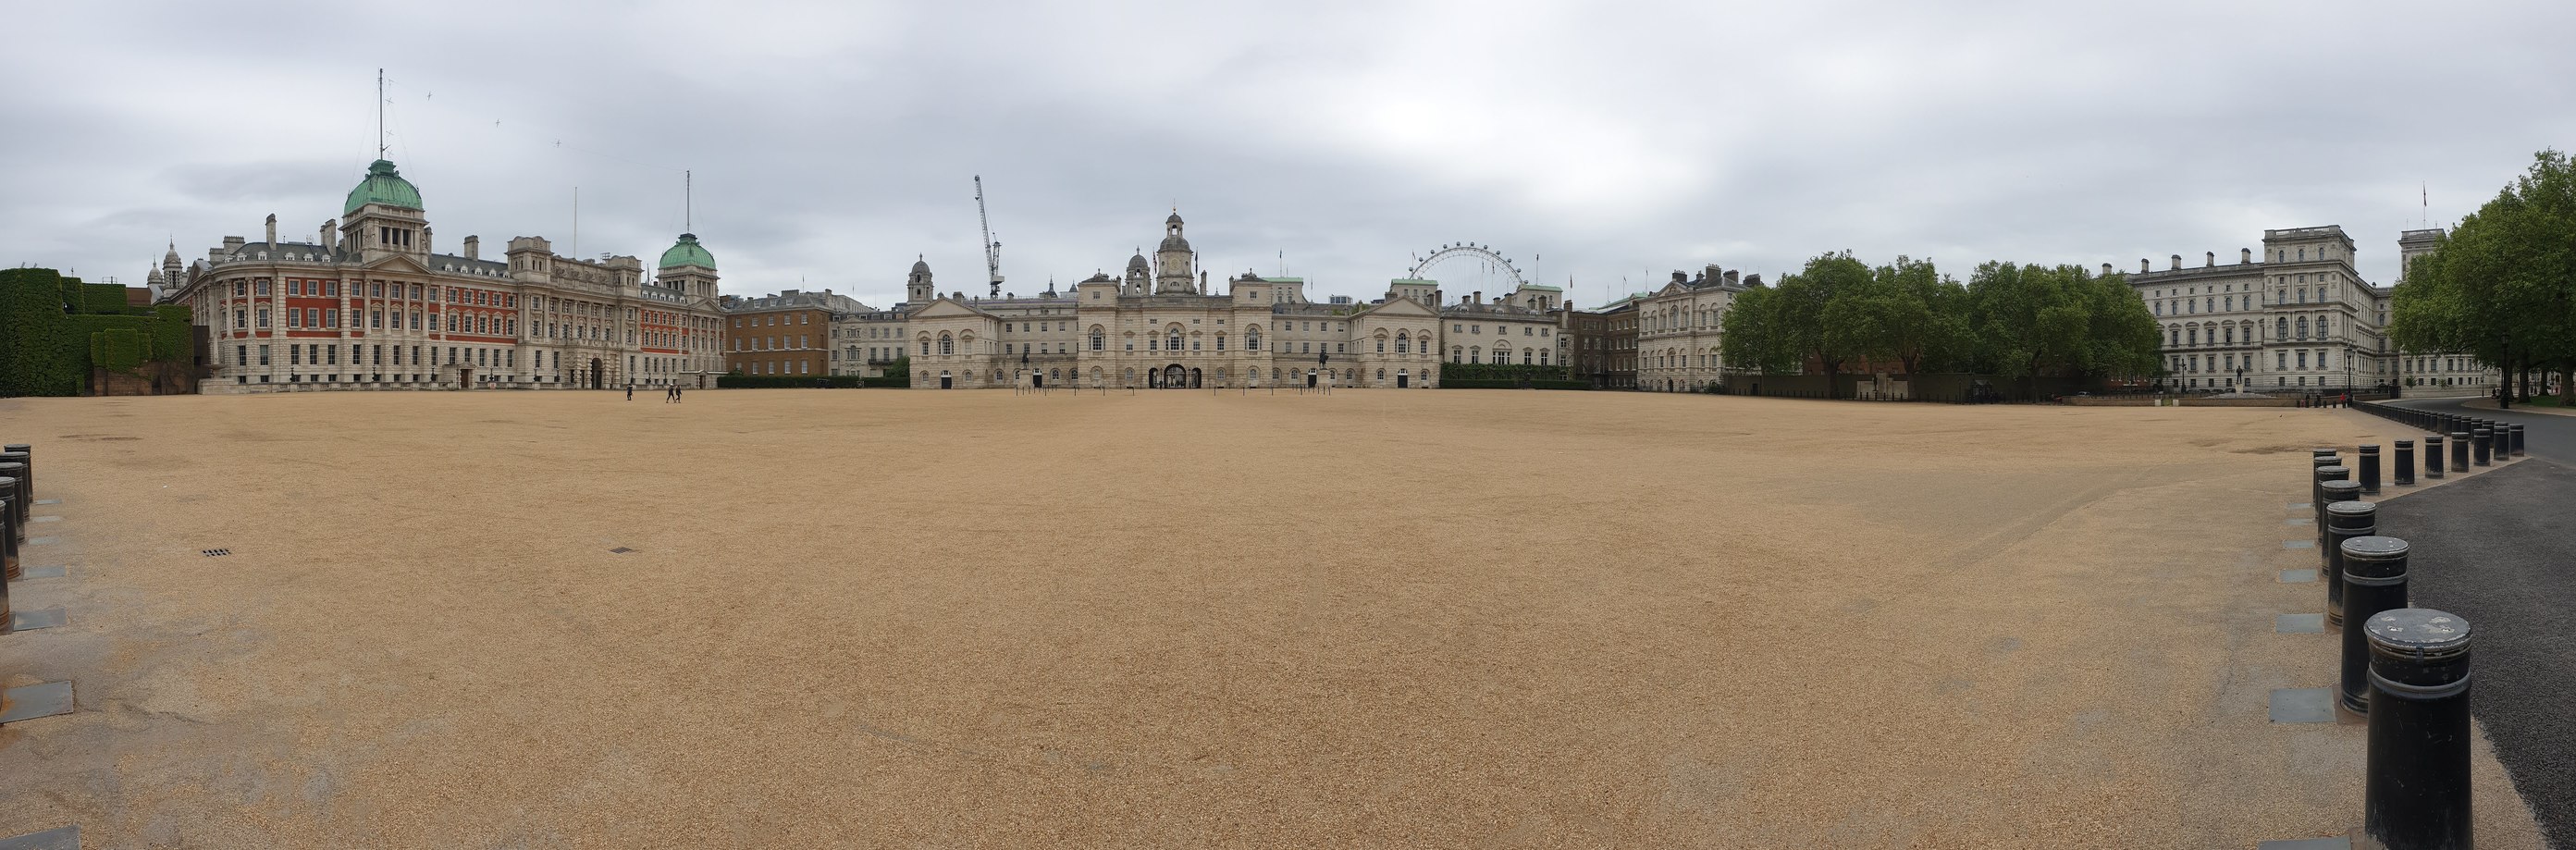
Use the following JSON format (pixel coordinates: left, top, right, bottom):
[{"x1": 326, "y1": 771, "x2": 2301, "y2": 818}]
[
  {"x1": 0, "y1": 267, "x2": 194, "y2": 395},
  {"x1": 860, "y1": 376, "x2": 909, "y2": 388},
  {"x1": 1, "y1": 268, "x2": 84, "y2": 396}
]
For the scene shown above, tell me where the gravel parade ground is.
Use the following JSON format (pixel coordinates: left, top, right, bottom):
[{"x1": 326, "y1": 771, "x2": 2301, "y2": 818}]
[{"x1": 0, "y1": 389, "x2": 2549, "y2": 848}]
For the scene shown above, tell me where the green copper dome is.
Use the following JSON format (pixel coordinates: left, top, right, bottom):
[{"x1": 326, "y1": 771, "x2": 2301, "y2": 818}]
[
  {"x1": 343, "y1": 159, "x2": 423, "y2": 215},
  {"x1": 659, "y1": 233, "x2": 715, "y2": 270}
]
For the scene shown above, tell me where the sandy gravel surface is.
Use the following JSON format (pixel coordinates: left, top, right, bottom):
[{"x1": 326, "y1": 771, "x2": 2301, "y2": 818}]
[{"x1": 0, "y1": 389, "x2": 2547, "y2": 848}]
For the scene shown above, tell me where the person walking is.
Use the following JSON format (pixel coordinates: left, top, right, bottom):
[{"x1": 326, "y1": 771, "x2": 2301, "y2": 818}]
[{"x1": 624, "y1": 383, "x2": 633, "y2": 401}]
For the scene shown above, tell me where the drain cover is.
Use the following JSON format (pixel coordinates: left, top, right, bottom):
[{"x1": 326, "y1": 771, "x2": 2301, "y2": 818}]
[
  {"x1": 202, "y1": 548, "x2": 231, "y2": 557},
  {"x1": 609, "y1": 547, "x2": 635, "y2": 554}
]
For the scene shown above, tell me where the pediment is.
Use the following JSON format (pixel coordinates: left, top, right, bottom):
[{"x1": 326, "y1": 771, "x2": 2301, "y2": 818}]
[
  {"x1": 911, "y1": 298, "x2": 991, "y2": 319},
  {"x1": 364, "y1": 253, "x2": 432, "y2": 276},
  {"x1": 1361, "y1": 297, "x2": 1439, "y2": 317}
]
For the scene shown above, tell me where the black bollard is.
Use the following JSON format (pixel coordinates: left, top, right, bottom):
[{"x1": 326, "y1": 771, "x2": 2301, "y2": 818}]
[
  {"x1": 2340, "y1": 536, "x2": 2410, "y2": 715},
  {"x1": 2320, "y1": 479, "x2": 2362, "y2": 572},
  {"x1": 2323, "y1": 497, "x2": 2374, "y2": 630},
  {"x1": 0, "y1": 444, "x2": 24, "y2": 499},
  {"x1": 1, "y1": 492, "x2": 17, "y2": 582},
  {"x1": 0, "y1": 463, "x2": 25, "y2": 537},
  {"x1": 2423, "y1": 435, "x2": 2445, "y2": 479},
  {"x1": 2448, "y1": 432, "x2": 2469, "y2": 473},
  {"x1": 2471, "y1": 428, "x2": 2491, "y2": 466},
  {"x1": 2360, "y1": 444, "x2": 2382, "y2": 495},
  {"x1": 2318, "y1": 471, "x2": 2360, "y2": 550},
  {"x1": 2363, "y1": 608, "x2": 2474, "y2": 850},
  {"x1": 2511, "y1": 424, "x2": 2525, "y2": 458},
  {"x1": 2393, "y1": 440, "x2": 2416, "y2": 487}
]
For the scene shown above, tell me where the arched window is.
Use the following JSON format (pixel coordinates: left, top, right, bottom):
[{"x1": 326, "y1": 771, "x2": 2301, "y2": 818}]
[
  {"x1": 1375, "y1": 336, "x2": 1386, "y2": 353},
  {"x1": 1522, "y1": 350, "x2": 1533, "y2": 364},
  {"x1": 918, "y1": 335, "x2": 931, "y2": 355},
  {"x1": 2276, "y1": 317, "x2": 2289, "y2": 339},
  {"x1": 1397, "y1": 332, "x2": 1411, "y2": 353},
  {"x1": 1215, "y1": 333, "x2": 1226, "y2": 351},
  {"x1": 1376, "y1": 369, "x2": 1386, "y2": 380},
  {"x1": 2296, "y1": 317, "x2": 2309, "y2": 339},
  {"x1": 1246, "y1": 327, "x2": 1262, "y2": 351},
  {"x1": 1089, "y1": 326, "x2": 1103, "y2": 351},
  {"x1": 2317, "y1": 315, "x2": 2331, "y2": 337},
  {"x1": 1452, "y1": 346, "x2": 1464, "y2": 363},
  {"x1": 1470, "y1": 346, "x2": 1481, "y2": 363},
  {"x1": 1539, "y1": 351, "x2": 1549, "y2": 365},
  {"x1": 1167, "y1": 327, "x2": 1181, "y2": 351},
  {"x1": 938, "y1": 333, "x2": 955, "y2": 355}
]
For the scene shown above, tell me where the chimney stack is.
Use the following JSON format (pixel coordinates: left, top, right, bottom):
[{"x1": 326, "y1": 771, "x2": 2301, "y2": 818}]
[
  {"x1": 320, "y1": 219, "x2": 335, "y2": 251},
  {"x1": 2140, "y1": 259, "x2": 2150, "y2": 274},
  {"x1": 1724, "y1": 270, "x2": 1740, "y2": 287},
  {"x1": 2241, "y1": 248, "x2": 2252, "y2": 264},
  {"x1": 2205, "y1": 251, "x2": 2215, "y2": 267},
  {"x1": 2171, "y1": 253, "x2": 2181, "y2": 270},
  {"x1": 265, "y1": 214, "x2": 277, "y2": 249},
  {"x1": 463, "y1": 236, "x2": 480, "y2": 260},
  {"x1": 2101, "y1": 263, "x2": 2114, "y2": 277}
]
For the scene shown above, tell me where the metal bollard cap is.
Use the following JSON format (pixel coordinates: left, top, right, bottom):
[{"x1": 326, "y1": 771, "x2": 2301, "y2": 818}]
[
  {"x1": 2326, "y1": 498, "x2": 2375, "y2": 523},
  {"x1": 2396, "y1": 439, "x2": 2413, "y2": 448},
  {"x1": 2317, "y1": 465, "x2": 2350, "y2": 481},
  {"x1": 2365, "y1": 609, "x2": 2471, "y2": 659},
  {"x1": 2312, "y1": 448, "x2": 2340, "y2": 457},
  {"x1": 2359, "y1": 444, "x2": 2380, "y2": 454},
  {"x1": 0, "y1": 444, "x2": 28, "y2": 452},
  {"x1": 2341, "y1": 535, "x2": 2409, "y2": 565},
  {"x1": 2321, "y1": 480, "x2": 2363, "y2": 504},
  {"x1": 2450, "y1": 431, "x2": 2470, "y2": 438}
]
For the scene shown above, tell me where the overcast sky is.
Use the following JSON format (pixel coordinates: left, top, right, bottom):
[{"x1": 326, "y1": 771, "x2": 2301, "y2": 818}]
[{"x1": 8, "y1": 0, "x2": 2573, "y2": 309}]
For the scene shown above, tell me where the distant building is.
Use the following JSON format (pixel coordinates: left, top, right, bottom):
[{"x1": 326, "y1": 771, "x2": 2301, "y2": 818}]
[
  {"x1": 155, "y1": 158, "x2": 728, "y2": 392},
  {"x1": 900, "y1": 213, "x2": 1568, "y2": 389},
  {"x1": 721, "y1": 289, "x2": 869, "y2": 378},
  {"x1": 2123, "y1": 226, "x2": 2493, "y2": 392}
]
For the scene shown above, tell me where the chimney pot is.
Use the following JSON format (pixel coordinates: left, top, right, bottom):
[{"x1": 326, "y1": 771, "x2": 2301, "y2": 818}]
[
  {"x1": 2205, "y1": 251, "x2": 2215, "y2": 267},
  {"x1": 2140, "y1": 259, "x2": 2151, "y2": 274},
  {"x1": 2101, "y1": 263, "x2": 2114, "y2": 277},
  {"x1": 463, "y1": 236, "x2": 481, "y2": 261},
  {"x1": 2241, "y1": 248, "x2": 2252, "y2": 264},
  {"x1": 2170, "y1": 253, "x2": 2182, "y2": 270}
]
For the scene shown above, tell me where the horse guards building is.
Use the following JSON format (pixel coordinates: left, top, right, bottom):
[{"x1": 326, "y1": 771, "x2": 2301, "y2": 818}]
[{"x1": 147, "y1": 158, "x2": 2484, "y2": 394}]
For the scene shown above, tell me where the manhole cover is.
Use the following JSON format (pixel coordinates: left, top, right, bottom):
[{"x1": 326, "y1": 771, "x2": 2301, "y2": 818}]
[
  {"x1": 609, "y1": 547, "x2": 635, "y2": 554},
  {"x1": 202, "y1": 548, "x2": 231, "y2": 557}
]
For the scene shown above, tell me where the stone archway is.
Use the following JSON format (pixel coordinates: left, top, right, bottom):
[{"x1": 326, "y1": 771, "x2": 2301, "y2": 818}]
[
  {"x1": 588, "y1": 358, "x2": 603, "y2": 389},
  {"x1": 1163, "y1": 363, "x2": 1187, "y2": 388}
]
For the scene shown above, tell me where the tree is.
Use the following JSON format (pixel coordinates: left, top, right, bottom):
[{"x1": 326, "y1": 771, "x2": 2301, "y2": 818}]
[
  {"x1": 1771, "y1": 252, "x2": 1873, "y2": 396},
  {"x1": 1966, "y1": 262, "x2": 2089, "y2": 395},
  {"x1": 1826, "y1": 255, "x2": 1968, "y2": 376},
  {"x1": 1718, "y1": 283, "x2": 1798, "y2": 376},
  {"x1": 2392, "y1": 150, "x2": 2576, "y2": 404}
]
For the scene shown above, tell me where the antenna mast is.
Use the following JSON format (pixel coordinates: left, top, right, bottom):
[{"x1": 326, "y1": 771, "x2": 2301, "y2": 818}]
[
  {"x1": 685, "y1": 170, "x2": 692, "y2": 232},
  {"x1": 975, "y1": 175, "x2": 1004, "y2": 298},
  {"x1": 376, "y1": 68, "x2": 386, "y2": 159}
]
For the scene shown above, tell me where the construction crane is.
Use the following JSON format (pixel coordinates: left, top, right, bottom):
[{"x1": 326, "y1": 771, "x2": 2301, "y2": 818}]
[{"x1": 975, "y1": 175, "x2": 1004, "y2": 298}]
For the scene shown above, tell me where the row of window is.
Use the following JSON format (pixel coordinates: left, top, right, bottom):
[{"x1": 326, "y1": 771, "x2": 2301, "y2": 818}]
[
  {"x1": 733, "y1": 336, "x2": 813, "y2": 351},
  {"x1": 2166, "y1": 315, "x2": 2338, "y2": 347}
]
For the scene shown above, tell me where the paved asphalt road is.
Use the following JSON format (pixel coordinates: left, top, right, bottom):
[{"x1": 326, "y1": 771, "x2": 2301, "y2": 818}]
[{"x1": 2371, "y1": 438, "x2": 2573, "y2": 848}]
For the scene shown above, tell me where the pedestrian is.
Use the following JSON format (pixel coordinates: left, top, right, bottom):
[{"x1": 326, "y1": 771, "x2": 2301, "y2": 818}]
[
  {"x1": 673, "y1": 385, "x2": 683, "y2": 403},
  {"x1": 625, "y1": 384, "x2": 633, "y2": 401}
]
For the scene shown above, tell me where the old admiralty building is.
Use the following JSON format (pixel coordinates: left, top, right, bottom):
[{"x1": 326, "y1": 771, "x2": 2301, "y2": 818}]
[{"x1": 154, "y1": 158, "x2": 729, "y2": 393}]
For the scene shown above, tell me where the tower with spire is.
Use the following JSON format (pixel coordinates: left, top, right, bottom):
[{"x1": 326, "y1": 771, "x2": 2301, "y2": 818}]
[{"x1": 906, "y1": 256, "x2": 935, "y2": 305}]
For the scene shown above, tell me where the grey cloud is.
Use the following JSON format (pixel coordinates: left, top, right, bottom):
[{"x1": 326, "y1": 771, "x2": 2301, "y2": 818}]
[{"x1": 6, "y1": 0, "x2": 2574, "y2": 304}]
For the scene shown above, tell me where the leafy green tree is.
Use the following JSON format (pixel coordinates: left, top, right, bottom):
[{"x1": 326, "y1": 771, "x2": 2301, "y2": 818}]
[
  {"x1": 1825, "y1": 255, "x2": 1967, "y2": 376},
  {"x1": 1718, "y1": 283, "x2": 1798, "y2": 375},
  {"x1": 2391, "y1": 150, "x2": 2576, "y2": 403}
]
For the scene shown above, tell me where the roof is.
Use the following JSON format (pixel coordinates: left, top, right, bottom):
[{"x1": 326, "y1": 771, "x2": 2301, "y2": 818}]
[
  {"x1": 659, "y1": 233, "x2": 716, "y2": 270},
  {"x1": 344, "y1": 159, "x2": 423, "y2": 215},
  {"x1": 723, "y1": 289, "x2": 870, "y2": 314}
]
